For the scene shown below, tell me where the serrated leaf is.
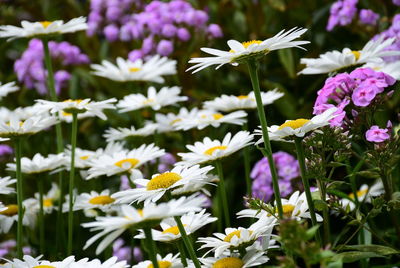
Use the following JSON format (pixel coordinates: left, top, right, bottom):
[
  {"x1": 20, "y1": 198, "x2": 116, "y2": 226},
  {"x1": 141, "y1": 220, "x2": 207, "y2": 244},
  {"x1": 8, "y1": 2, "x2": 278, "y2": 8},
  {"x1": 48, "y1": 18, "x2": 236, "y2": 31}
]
[
  {"x1": 332, "y1": 251, "x2": 384, "y2": 263},
  {"x1": 341, "y1": 245, "x2": 399, "y2": 255}
]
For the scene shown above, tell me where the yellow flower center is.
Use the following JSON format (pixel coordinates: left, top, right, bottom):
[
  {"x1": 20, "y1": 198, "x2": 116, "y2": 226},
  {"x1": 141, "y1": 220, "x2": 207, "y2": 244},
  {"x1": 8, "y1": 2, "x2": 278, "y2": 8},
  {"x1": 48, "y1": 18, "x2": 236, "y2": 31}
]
[
  {"x1": 351, "y1": 50, "x2": 361, "y2": 61},
  {"x1": 230, "y1": 40, "x2": 262, "y2": 53},
  {"x1": 143, "y1": 98, "x2": 155, "y2": 105},
  {"x1": 282, "y1": 204, "x2": 295, "y2": 217},
  {"x1": 80, "y1": 155, "x2": 89, "y2": 160},
  {"x1": 278, "y1": 119, "x2": 310, "y2": 130},
  {"x1": 237, "y1": 95, "x2": 249, "y2": 99},
  {"x1": 39, "y1": 21, "x2": 52, "y2": 28},
  {"x1": 147, "y1": 261, "x2": 172, "y2": 268},
  {"x1": 170, "y1": 118, "x2": 181, "y2": 125},
  {"x1": 137, "y1": 209, "x2": 143, "y2": 217},
  {"x1": 43, "y1": 198, "x2": 53, "y2": 208},
  {"x1": 34, "y1": 266, "x2": 56, "y2": 268},
  {"x1": 348, "y1": 188, "x2": 369, "y2": 200},
  {"x1": 0, "y1": 204, "x2": 18, "y2": 216},
  {"x1": 146, "y1": 172, "x2": 182, "y2": 190},
  {"x1": 114, "y1": 158, "x2": 140, "y2": 169},
  {"x1": 63, "y1": 99, "x2": 83, "y2": 104},
  {"x1": 162, "y1": 224, "x2": 187, "y2": 235},
  {"x1": 213, "y1": 113, "x2": 224, "y2": 120},
  {"x1": 89, "y1": 195, "x2": 115, "y2": 205},
  {"x1": 223, "y1": 230, "x2": 242, "y2": 242},
  {"x1": 204, "y1": 145, "x2": 227, "y2": 156},
  {"x1": 129, "y1": 67, "x2": 140, "y2": 72},
  {"x1": 212, "y1": 257, "x2": 244, "y2": 268}
]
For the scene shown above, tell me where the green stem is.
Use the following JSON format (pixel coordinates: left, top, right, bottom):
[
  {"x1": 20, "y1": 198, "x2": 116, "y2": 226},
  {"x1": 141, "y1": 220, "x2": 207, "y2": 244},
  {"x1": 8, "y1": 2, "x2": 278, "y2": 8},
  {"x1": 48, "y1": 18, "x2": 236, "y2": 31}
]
[
  {"x1": 317, "y1": 179, "x2": 330, "y2": 245},
  {"x1": 294, "y1": 137, "x2": 321, "y2": 245},
  {"x1": 242, "y1": 123, "x2": 252, "y2": 196},
  {"x1": 67, "y1": 112, "x2": 78, "y2": 255},
  {"x1": 143, "y1": 228, "x2": 159, "y2": 268},
  {"x1": 215, "y1": 161, "x2": 231, "y2": 227},
  {"x1": 246, "y1": 60, "x2": 283, "y2": 218},
  {"x1": 41, "y1": 38, "x2": 65, "y2": 254},
  {"x1": 38, "y1": 176, "x2": 45, "y2": 254},
  {"x1": 380, "y1": 171, "x2": 400, "y2": 238},
  {"x1": 14, "y1": 138, "x2": 23, "y2": 259},
  {"x1": 177, "y1": 241, "x2": 188, "y2": 267},
  {"x1": 173, "y1": 216, "x2": 201, "y2": 268}
]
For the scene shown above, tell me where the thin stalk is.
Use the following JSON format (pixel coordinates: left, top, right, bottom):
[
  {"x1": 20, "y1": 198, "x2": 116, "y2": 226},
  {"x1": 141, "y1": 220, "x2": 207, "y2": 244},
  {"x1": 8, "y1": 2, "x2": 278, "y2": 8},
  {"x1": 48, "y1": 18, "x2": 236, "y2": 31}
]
[
  {"x1": 294, "y1": 138, "x2": 321, "y2": 245},
  {"x1": 242, "y1": 123, "x2": 252, "y2": 196},
  {"x1": 215, "y1": 161, "x2": 231, "y2": 227},
  {"x1": 14, "y1": 138, "x2": 23, "y2": 259},
  {"x1": 38, "y1": 176, "x2": 45, "y2": 254},
  {"x1": 381, "y1": 171, "x2": 400, "y2": 238},
  {"x1": 67, "y1": 112, "x2": 78, "y2": 255},
  {"x1": 216, "y1": 183, "x2": 223, "y2": 232},
  {"x1": 41, "y1": 38, "x2": 65, "y2": 254},
  {"x1": 143, "y1": 228, "x2": 159, "y2": 268},
  {"x1": 177, "y1": 241, "x2": 188, "y2": 267},
  {"x1": 246, "y1": 60, "x2": 283, "y2": 218},
  {"x1": 173, "y1": 216, "x2": 201, "y2": 268},
  {"x1": 317, "y1": 179, "x2": 330, "y2": 245}
]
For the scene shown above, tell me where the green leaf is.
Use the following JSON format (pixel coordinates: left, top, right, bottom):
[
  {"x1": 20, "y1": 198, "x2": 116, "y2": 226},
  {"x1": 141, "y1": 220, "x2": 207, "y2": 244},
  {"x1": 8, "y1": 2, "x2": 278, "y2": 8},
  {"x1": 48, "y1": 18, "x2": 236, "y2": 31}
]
[
  {"x1": 332, "y1": 251, "x2": 384, "y2": 263},
  {"x1": 314, "y1": 199, "x2": 328, "y2": 211},
  {"x1": 341, "y1": 245, "x2": 399, "y2": 255},
  {"x1": 305, "y1": 224, "x2": 320, "y2": 240},
  {"x1": 354, "y1": 170, "x2": 381, "y2": 179}
]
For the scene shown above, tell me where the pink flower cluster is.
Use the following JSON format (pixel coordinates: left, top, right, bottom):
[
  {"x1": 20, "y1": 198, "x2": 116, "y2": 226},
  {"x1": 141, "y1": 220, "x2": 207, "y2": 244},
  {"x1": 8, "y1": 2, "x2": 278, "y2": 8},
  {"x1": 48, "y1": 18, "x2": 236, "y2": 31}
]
[
  {"x1": 313, "y1": 68, "x2": 396, "y2": 127},
  {"x1": 87, "y1": 0, "x2": 222, "y2": 60}
]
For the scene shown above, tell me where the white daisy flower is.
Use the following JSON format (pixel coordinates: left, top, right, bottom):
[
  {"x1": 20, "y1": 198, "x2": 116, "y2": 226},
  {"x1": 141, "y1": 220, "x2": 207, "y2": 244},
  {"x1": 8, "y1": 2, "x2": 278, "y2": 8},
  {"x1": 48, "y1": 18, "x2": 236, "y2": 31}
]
[
  {"x1": 0, "y1": 176, "x2": 16, "y2": 195},
  {"x1": 341, "y1": 181, "x2": 384, "y2": 211},
  {"x1": 24, "y1": 183, "x2": 60, "y2": 214},
  {"x1": 199, "y1": 242, "x2": 271, "y2": 268},
  {"x1": 3, "y1": 255, "x2": 76, "y2": 268},
  {"x1": 176, "y1": 131, "x2": 254, "y2": 166},
  {"x1": 238, "y1": 191, "x2": 323, "y2": 222},
  {"x1": 0, "y1": 200, "x2": 37, "y2": 233},
  {"x1": 82, "y1": 194, "x2": 207, "y2": 254},
  {"x1": 299, "y1": 37, "x2": 400, "y2": 75},
  {"x1": 203, "y1": 89, "x2": 284, "y2": 112},
  {"x1": 73, "y1": 256, "x2": 128, "y2": 268},
  {"x1": 171, "y1": 173, "x2": 216, "y2": 197},
  {"x1": 103, "y1": 123, "x2": 158, "y2": 142},
  {"x1": 135, "y1": 210, "x2": 217, "y2": 242},
  {"x1": 132, "y1": 253, "x2": 185, "y2": 268},
  {"x1": 154, "y1": 107, "x2": 200, "y2": 133},
  {"x1": 112, "y1": 165, "x2": 213, "y2": 204},
  {"x1": 86, "y1": 143, "x2": 165, "y2": 180},
  {"x1": 70, "y1": 189, "x2": 119, "y2": 214},
  {"x1": 0, "y1": 114, "x2": 57, "y2": 138},
  {"x1": 7, "y1": 153, "x2": 67, "y2": 174},
  {"x1": 0, "y1": 17, "x2": 87, "y2": 41},
  {"x1": 187, "y1": 27, "x2": 309, "y2": 73},
  {"x1": 174, "y1": 110, "x2": 247, "y2": 131},
  {"x1": 0, "y1": 81, "x2": 19, "y2": 100},
  {"x1": 255, "y1": 107, "x2": 337, "y2": 143},
  {"x1": 36, "y1": 98, "x2": 117, "y2": 120},
  {"x1": 117, "y1": 86, "x2": 187, "y2": 113},
  {"x1": 91, "y1": 55, "x2": 177, "y2": 83},
  {"x1": 197, "y1": 217, "x2": 275, "y2": 257}
]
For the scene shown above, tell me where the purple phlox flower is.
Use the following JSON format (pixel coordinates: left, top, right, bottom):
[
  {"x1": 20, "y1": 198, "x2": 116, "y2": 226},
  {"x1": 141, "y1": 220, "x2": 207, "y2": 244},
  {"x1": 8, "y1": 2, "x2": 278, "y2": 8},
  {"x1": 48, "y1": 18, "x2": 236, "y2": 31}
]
[
  {"x1": 352, "y1": 84, "x2": 377, "y2": 107},
  {"x1": 327, "y1": 0, "x2": 358, "y2": 31},
  {"x1": 279, "y1": 180, "x2": 293, "y2": 197},
  {"x1": 104, "y1": 24, "x2": 119, "y2": 41},
  {"x1": 0, "y1": 144, "x2": 13, "y2": 156},
  {"x1": 365, "y1": 125, "x2": 390, "y2": 142},
  {"x1": 208, "y1": 24, "x2": 223, "y2": 38},
  {"x1": 157, "y1": 40, "x2": 174, "y2": 56},
  {"x1": 112, "y1": 238, "x2": 143, "y2": 262},
  {"x1": 359, "y1": 9, "x2": 379, "y2": 25},
  {"x1": 120, "y1": 175, "x2": 131, "y2": 191},
  {"x1": 393, "y1": 0, "x2": 400, "y2": 6}
]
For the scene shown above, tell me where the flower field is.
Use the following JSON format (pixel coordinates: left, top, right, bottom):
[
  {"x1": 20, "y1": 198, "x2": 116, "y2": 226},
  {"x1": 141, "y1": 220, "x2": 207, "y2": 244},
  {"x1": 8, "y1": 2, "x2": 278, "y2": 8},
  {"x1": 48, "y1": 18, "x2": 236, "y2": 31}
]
[{"x1": 0, "y1": 0, "x2": 399, "y2": 267}]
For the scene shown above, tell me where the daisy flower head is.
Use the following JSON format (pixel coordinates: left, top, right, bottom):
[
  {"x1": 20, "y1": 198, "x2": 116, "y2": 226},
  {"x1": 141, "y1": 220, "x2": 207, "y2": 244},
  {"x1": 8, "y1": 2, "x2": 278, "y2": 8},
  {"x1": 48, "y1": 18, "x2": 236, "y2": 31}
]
[
  {"x1": 135, "y1": 210, "x2": 217, "y2": 242},
  {"x1": 203, "y1": 89, "x2": 284, "y2": 112},
  {"x1": 0, "y1": 200, "x2": 37, "y2": 233},
  {"x1": 90, "y1": 55, "x2": 177, "y2": 83},
  {"x1": 82, "y1": 194, "x2": 207, "y2": 254},
  {"x1": 24, "y1": 183, "x2": 59, "y2": 214},
  {"x1": 0, "y1": 17, "x2": 87, "y2": 41},
  {"x1": 36, "y1": 98, "x2": 117, "y2": 121},
  {"x1": 132, "y1": 253, "x2": 184, "y2": 268},
  {"x1": 103, "y1": 123, "x2": 159, "y2": 142},
  {"x1": 3, "y1": 255, "x2": 76, "y2": 268},
  {"x1": 72, "y1": 190, "x2": 119, "y2": 214},
  {"x1": 73, "y1": 256, "x2": 128, "y2": 268},
  {"x1": 255, "y1": 107, "x2": 337, "y2": 143},
  {"x1": 187, "y1": 27, "x2": 309, "y2": 73},
  {"x1": 0, "y1": 114, "x2": 57, "y2": 138},
  {"x1": 341, "y1": 181, "x2": 384, "y2": 211},
  {"x1": 117, "y1": 86, "x2": 187, "y2": 113},
  {"x1": 86, "y1": 143, "x2": 165, "y2": 180},
  {"x1": 174, "y1": 109, "x2": 247, "y2": 131},
  {"x1": 112, "y1": 165, "x2": 214, "y2": 204},
  {"x1": 0, "y1": 176, "x2": 16, "y2": 195},
  {"x1": 154, "y1": 107, "x2": 201, "y2": 133},
  {"x1": 7, "y1": 153, "x2": 67, "y2": 174},
  {"x1": 0, "y1": 81, "x2": 19, "y2": 100},
  {"x1": 197, "y1": 218, "x2": 275, "y2": 257},
  {"x1": 176, "y1": 131, "x2": 254, "y2": 166},
  {"x1": 299, "y1": 37, "x2": 400, "y2": 75},
  {"x1": 199, "y1": 242, "x2": 271, "y2": 268}
]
